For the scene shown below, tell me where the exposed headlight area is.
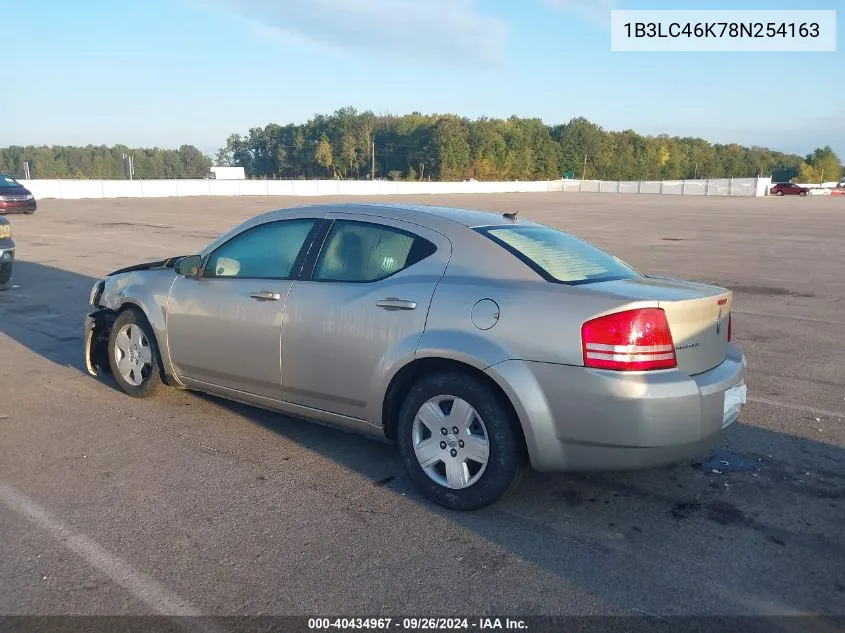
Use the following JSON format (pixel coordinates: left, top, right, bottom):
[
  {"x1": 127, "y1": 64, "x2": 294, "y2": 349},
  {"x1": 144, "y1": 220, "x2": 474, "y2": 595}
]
[
  {"x1": 0, "y1": 224, "x2": 11, "y2": 239},
  {"x1": 89, "y1": 280, "x2": 105, "y2": 307}
]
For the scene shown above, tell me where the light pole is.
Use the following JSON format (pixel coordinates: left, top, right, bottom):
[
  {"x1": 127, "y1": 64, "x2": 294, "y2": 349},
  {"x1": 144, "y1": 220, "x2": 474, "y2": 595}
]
[{"x1": 122, "y1": 153, "x2": 134, "y2": 180}]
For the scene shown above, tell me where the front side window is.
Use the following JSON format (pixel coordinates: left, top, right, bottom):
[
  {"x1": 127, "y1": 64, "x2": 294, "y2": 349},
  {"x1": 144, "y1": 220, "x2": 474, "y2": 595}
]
[
  {"x1": 478, "y1": 224, "x2": 641, "y2": 285},
  {"x1": 204, "y1": 218, "x2": 316, "y2": 279},
  {"x1": 314, "y1": 220, "x2": 436, "y2": 282}
]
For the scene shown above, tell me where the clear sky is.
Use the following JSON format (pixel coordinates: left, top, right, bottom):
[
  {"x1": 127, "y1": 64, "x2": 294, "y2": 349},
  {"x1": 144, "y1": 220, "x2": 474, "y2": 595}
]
[{"x1": 3, "y1": 0, "x2": 842, "y2": 158}]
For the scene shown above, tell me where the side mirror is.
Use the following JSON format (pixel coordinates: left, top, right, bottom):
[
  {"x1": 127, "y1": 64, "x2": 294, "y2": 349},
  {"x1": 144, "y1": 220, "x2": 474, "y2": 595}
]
[{"x1": 176, "y1": 255, "x2": 202, "y2": 277}]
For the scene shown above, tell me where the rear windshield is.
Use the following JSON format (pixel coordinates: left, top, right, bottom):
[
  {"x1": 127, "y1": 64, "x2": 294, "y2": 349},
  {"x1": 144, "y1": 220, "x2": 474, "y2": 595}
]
[{"x1": 477, "y1": 224, "x2": 642, "y2": 285}]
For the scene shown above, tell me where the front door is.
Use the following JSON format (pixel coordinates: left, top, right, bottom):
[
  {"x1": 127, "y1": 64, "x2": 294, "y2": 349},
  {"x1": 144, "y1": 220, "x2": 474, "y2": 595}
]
[
  {"x1": 166, "y1": 217, "x2": 320, "y2": 400},
  {"x1": 281, "y1": 213, "x2": 451, "y2": 421}
]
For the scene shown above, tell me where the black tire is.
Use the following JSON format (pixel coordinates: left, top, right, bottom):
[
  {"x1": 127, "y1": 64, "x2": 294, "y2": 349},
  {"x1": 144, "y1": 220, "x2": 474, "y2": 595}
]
[
  {"x1": 800, "y1": 191, "x2": 808, "y2": 197},
  {"x1": 396, "y1": 371, "x2": 525, "y2": 511},
  {"x1": 776, "y1": 191, "x2": 784, "y2": 196},
  {"x1": 107, "y1": 307, "x2": 164, "y2": 398},
  {"x1": 0, "y1": 264, "x2": 10, "y2": 286}
]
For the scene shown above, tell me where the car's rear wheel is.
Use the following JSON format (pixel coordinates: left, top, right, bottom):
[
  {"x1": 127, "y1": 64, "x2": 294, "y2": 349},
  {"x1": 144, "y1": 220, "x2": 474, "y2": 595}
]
[
  {"x1": 800, "y1": 190, "x2": 808, "y2": 197},
  {"x1": 396, "y1": 371, "x2": 525, "y2": 510},
  {"x1": 776, "y1": 191, "x2": 784, "y2": 196},
  {"x1": 107, "y1": 308, "x2": 164, "y2": 398}
]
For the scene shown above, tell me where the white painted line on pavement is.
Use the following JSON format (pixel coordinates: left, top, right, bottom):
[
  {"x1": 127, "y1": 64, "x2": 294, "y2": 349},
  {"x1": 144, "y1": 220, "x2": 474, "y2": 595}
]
[
  {"x1": 747, "y1": 396, "x2": 844, "y2": 420},
  {"x1": 0, "y1": 481, "x2": 202, "y2": 616},
  {"x1": 733, "y1": 310, "x2": 845, "y2": 326}
]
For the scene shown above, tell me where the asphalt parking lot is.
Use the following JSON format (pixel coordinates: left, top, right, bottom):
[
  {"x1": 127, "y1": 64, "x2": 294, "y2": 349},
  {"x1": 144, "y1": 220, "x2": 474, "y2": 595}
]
[{"x1": 0, "y1": 193, "x2": 843, "y2": 620}]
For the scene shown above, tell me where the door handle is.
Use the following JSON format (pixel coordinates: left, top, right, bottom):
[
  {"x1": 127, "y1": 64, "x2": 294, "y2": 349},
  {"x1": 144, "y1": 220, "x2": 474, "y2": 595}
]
[
  {"x1": 376, "y1": 298, "x2": 417, "y2": 310},
  {"x1": 250, "y1": 290, "x2": 281, "y2": 301}
]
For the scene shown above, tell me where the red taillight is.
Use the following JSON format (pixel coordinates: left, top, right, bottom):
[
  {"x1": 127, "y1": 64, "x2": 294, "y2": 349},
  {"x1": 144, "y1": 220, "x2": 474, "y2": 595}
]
[
  {"x1": 727, "y1": 313, "x2": 732, "y2": 341},
  {"x1": 582, "y1": 308, "x2": 677, "y2": 371}
]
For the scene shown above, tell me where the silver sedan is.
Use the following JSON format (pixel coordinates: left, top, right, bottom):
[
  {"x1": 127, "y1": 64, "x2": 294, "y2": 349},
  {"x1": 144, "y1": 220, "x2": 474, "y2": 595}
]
[{"x1": 85, "y1": 203, "x2": 747, "y2": 510}]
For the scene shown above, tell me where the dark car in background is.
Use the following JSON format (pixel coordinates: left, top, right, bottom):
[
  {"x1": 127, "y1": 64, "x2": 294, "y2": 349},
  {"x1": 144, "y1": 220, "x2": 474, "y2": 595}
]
[
  {"x1": 0, "y1": 174, "x2": 37, "y2": 214},
  {"x1": 0, "y1": 216, "x2": 13, "y2": 285},
  {"x1": 770, "y1": 182, "x2": 809, "y2": 197}
]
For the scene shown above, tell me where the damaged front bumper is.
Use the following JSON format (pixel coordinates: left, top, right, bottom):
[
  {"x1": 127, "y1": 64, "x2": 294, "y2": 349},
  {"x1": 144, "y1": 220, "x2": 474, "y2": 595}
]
[{"x1": 85, "y1": 309, "x2": 114, "y2": 377}]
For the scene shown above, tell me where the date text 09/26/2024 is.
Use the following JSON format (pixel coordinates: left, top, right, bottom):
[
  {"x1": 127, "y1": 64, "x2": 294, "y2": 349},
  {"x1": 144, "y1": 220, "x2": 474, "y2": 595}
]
[{"x1": 308, "y1": 618, "x2": 527, "y2": 630}]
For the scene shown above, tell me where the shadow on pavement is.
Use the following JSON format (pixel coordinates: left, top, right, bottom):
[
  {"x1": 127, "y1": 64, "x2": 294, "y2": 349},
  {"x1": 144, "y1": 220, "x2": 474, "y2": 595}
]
[
  {"x1": 2, "y1": 260, "x2": 844, "y2": 620},
  {"x1": 0, "y1": 260, "x2": 95, "y2": 370}
]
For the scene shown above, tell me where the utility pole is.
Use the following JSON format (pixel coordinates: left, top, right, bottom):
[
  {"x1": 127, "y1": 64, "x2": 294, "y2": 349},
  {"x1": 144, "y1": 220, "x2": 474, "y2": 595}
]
[
  {"x1": 582, "y1": 154, "x2": 587, "y2": 180},
  {"x1": 23, "y1": 161, "x2": 31, "y2": 180},
  {"x1": 122, "y1": 153, "x2": 134, "y2": 180},
  {"x1": 372, "y1": 141, "x2": 376, "y2": 180}
]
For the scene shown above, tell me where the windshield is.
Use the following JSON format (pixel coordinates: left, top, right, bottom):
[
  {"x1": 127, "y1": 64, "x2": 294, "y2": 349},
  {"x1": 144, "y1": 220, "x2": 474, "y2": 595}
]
[
  {"x1": 478, "y1": 224, "x2": 642, "y2": 285},
  {"x1": 0, "y1": 175, "x2": 21, "y2": 188}
]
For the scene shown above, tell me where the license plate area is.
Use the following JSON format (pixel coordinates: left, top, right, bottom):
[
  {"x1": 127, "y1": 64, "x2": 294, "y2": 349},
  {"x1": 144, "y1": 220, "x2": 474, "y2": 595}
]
[{"x1": 723, "y1": 383, "x2": 747, "y2": 427}]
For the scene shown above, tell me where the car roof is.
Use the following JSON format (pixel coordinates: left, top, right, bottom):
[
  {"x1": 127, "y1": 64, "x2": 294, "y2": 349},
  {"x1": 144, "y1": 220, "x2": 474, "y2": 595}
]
[{"x1": 261, "y1": 203, "x2": 538, "y2": 229}]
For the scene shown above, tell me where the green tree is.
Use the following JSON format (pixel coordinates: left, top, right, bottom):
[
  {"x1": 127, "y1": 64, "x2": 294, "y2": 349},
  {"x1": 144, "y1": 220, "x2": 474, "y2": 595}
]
[
  {"x1": 434, "y1": 115, "x2": 471, "y2": 180},
  {"x1": 805, "y1": 146, "x2": 842, "y2": 182},
  {"x1": 314, "y1": 134, "x2": 335, "y2": 178},
  {"x1": 796, "y1": 162, "x2": 823, "y2": 183},
  {"x1": 214, "y1": 148, "x2": 231, "y2": 167},
  {"x1": 552, "y1": 117, "x2": 604, "y2": 178},
  {"x1": 2, "y1": 109, "x2": 812, "y2": 182}
]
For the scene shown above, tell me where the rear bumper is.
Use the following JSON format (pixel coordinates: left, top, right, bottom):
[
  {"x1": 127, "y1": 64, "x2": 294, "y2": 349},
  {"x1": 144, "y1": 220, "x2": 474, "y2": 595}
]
[{"x1": 486, "y1": 345, "x2": 746, "y2": 472}]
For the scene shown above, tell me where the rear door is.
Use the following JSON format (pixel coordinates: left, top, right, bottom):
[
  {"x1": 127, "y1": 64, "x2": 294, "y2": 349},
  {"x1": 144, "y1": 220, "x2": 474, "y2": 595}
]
[{"x1": 281, "y1": 213, "x2": 451, "y2": 421}]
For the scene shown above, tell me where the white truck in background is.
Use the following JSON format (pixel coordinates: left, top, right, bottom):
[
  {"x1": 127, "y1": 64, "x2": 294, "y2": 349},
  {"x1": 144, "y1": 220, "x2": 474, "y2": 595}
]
[{"x1": 208, "y1": 166, "x2": 246, "y2": 180}]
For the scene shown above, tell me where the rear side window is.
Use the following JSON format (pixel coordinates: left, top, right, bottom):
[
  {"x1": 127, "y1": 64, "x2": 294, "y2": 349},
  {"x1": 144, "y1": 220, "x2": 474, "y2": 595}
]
[
  {"x1": 314, "y1": 220, "x2": 436, "y2": 282},
  {"x1": 477, "y1": 224, "x2": 641, "y2": 285}
]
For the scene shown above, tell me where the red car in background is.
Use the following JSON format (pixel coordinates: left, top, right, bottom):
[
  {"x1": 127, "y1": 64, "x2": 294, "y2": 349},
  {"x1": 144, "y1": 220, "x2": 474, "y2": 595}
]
[
  {"x1": 0, "y1": 174, "x2": 37, "y2": 214},
  {"x1": 770, "y1": 182, "x2": 809, "y2": 197}
]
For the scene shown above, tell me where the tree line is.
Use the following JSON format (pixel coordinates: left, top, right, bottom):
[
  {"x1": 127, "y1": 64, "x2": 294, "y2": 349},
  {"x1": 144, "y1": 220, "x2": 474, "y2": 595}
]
[
  {"x1": 0, "y1": 145, "x2": 210, "y2": 180},
  {"x1": 215, "y1": 108, "x2": 839, "y2": 183},
  {"x1": 2, "y1": 108, "x2": 841, "y2": 183}
]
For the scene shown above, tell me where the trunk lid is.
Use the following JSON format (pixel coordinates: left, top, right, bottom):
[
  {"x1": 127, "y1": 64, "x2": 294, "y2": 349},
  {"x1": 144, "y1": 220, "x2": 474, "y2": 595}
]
[{"x1": 589, "y1": 275, "x2": 731, "y2": 375}]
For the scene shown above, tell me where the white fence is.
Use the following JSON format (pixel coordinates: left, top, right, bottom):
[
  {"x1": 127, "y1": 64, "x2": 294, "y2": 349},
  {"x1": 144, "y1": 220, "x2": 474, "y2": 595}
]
[
  {"x1": 563, "y1": 177, "x2": 770, "y2": 197},
  {"x1": 19, "y1": 176, "x2": 772, "y2": 200}
]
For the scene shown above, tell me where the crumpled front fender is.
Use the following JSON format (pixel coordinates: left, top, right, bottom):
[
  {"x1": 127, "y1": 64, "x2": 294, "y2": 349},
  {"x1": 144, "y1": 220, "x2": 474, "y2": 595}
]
[{"x1": 84, "y1": 309, "x2": 115, "y2": 377}]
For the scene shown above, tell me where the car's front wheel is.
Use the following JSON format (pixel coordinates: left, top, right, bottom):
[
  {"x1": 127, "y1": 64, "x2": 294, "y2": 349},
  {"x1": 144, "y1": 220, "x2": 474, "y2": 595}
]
[
  {"x1": 107, "y1": 308, "x2": 164, "y2": 398},
  {"x1": 397, "y1": 371, "x2": 525, "y2": 510},
  {"x1": 775, "y1": 191, "x2": 784, "y2": 196}
]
